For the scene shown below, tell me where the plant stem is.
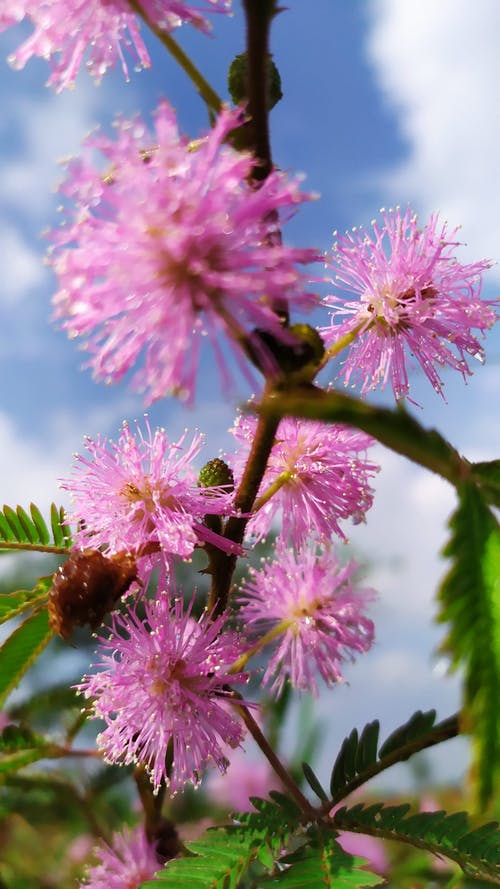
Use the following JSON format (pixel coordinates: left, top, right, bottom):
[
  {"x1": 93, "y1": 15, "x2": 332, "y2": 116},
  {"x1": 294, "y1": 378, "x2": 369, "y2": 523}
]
[
  {"x1": 322, "y1": 322, "x2": 365, "y2": 364},
  {"x1": 229, "y1": 620, "x2": 290, "y2": 672},
  {"x1": 129, "y1": 0, "x2": 223, "y2": 114},
  {"x1": 207, "y1": 393, "x2": 280, "y2": 616},
  {"x1": 242, "y1": 0, "x2": 275, "y2": 179},
  {"x1": 234, "y1": 701, "x2": 316, "y2": 817},
  {"x1": 0, "y1": 541, "x2": 69, "y2": 555},
  {"x1": 252, "y1": 470, "x2": 291, "y2": 513}
]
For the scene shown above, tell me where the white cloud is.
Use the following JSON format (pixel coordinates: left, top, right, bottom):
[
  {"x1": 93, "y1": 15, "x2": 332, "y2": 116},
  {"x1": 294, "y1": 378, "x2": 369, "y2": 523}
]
[
  {"x1": 367, "y1": 0, "x2": 500, "y2": 275},
  {"x1": 0, "y1": 222, "x2": 45, "y2": 303}
]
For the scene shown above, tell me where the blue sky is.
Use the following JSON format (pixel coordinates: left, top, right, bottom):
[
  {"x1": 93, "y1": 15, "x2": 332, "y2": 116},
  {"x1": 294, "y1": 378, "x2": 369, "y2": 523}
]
[{"x1": 1, "y1": 0, "x2": 500, "y2": 788}]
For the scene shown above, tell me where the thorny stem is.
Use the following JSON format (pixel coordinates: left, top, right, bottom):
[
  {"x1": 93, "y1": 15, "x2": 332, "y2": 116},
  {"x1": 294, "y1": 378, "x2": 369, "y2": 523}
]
[
  {"x1": 206, "y1": 3, "x2": 284, "y2": 615},
  {"x1": 207, "y1": 394, "x2": 280, "y2": 616},
  {"x1": 234, "y1": 701, "x2": 317, "y2": 818},
  {"x1": 129, "y1": 0, "x2": 223, "y2": 114},
  {"x1": 242, "y1": 0, "x2": 276, "y2": 179}
]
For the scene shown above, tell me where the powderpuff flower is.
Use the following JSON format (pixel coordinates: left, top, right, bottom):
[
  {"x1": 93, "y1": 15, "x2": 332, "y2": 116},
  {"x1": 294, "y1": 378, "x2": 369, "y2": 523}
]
[
  {"x1": 237, "y1": 541, "x2": 374, "y2": 696},
  {"x1": 79, "y1": 825, "x2": 160, "y2": 889},
  {"x1": 229, "y1": 414, "x2": 378, "y2": 545},
  {"x1": 60, "y1": 419, "x2": 235, "y2": 585},
  {"x1": 321, "y1": 206, "x2": 497, "y2": 401},
  {"x1": 50, "y1": 102, "x2": 319, "y2": 403},
  {"x1": 78, "y1": 594, "x2": 248, "y2": 793},
  {"x1": 1, "y1": 0, "x2": 231, "y2": 91}
]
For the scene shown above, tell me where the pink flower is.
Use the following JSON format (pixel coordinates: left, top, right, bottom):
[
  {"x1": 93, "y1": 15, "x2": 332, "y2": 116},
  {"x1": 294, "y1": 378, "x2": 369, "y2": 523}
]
[
  {"x1": 60, "y1": 419, "x2": 235, "y2": 586},
  {"x1": 237, "y1": 541, "x2": 375, "y2": 696},
  {"x1": 79, "y1": 825, "x2": 159, "y2": 889},
  {"x1": 229, "y1": 414, "x2": 377, "y2": 545},
  {"x1": 2, "y1": 0, "x2": 231, "y2": 91},
  {"x1": 321, "y1": 206, "x2": 497, "y2": 401},
  {"x1": 50, "y1": 103, "x2": 319, "y2": 403},
  {"x1": 208, "y1": 752, "x2": 282, "y2": 812},
  {"x1": 78, "y1": 594, "x2": 248, "y2": 793}
]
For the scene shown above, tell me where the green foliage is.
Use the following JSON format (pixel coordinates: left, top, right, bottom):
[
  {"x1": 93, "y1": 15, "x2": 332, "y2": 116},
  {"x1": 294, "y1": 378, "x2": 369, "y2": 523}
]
[
  {"x1": 0, "y1": 608, "x2": 54, "y2": 707},
  {"x1": 470, "y1": 459, "x2": 500, "y2": 508},
  {"x1": 0, "y1": 724, "x2": 61, "y2": 782},
  {"x1": 268, "y1": 830, "x2": 382, "y2": 888},
  {"x1": 332, "y1": 802, "x2": 500, "y2": 884},
  {"x1": 0, "y1": 575, "x2": 53, "y2": 625},
  {"x1": 328, "y1": 710, "x2": 458, "y2": 805},
  {"x1": 143, "y1": 798, "x2": 381, "y2": 889},
  {"x1": 0, "y1": 502, "x2": 72, "y2": 549},
  {"x1": 438, "y1": 482, "x2": 500, "y2": 807}
]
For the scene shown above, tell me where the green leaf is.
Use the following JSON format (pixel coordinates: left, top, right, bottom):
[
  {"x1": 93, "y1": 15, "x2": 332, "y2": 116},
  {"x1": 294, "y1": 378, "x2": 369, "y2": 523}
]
[
  {"x1": 29, "y1": 503, "x2": 50, "y2": 545},
  {"x1": 332, "y1": 803, "x2": 500, "y2": 883},
  {"x1": 269, "y1": 832, "x2": 382, "y2": 888},
  {"x1": 0, "y1": 724, "x2": 60, "y2": 783},
  {"x1": 0, "y1": 609, "x2": 54, "y2": 707},
  {"x1": 329, "y1": 711, "x2": 458, "y2": 804},
  {"x1": 0, "y1": 576, "x2": 52, "y2": 625},
  {"x1": 470, "y1": 460, "x2": 500, "y2": 508},
  {"x1": 258, "y1": 388, "x2": 465, "y2": 485},
  {"x1": 438, "y1": 482, "x2": 500, "y2": 807},
  {"x1": 302, "y1": 762, "x2": 329, "y2": 802},
  {"x1": 144, "y1": 797, "x2": 302, "y2": 889},
  {"x1": 0, "y1": 502, "x2": 72, "y2": 551},
  {"x1": 141, "y1": 832, "x2": 255, "y2": 889}
]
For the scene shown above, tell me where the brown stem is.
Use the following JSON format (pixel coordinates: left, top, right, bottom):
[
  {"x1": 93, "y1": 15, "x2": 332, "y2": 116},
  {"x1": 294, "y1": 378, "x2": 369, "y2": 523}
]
[
  {"x1": 207, "y1": 392, "x2": 280, "y2": 616},
  {"x1": 242, "y1": 0, "x2": 276, "y2": 179},
  {"x1": 234, "y1": 702, "x2": 316, "y2": 817}
]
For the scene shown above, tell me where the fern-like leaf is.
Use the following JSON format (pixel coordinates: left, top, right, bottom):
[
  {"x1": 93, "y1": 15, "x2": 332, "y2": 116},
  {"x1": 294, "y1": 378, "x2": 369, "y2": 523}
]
[
  {"x1": 269, "y1": 831, "x2": 382, "y2": 888},
  {"x1": 0, "y1": 724, "x2": 61, "y2": 782},
  {"x1": 332, "y1": 803, "x2": 500, "y2": 883},
  {"x1": 0, "y1": 502, "x2": 72, "y2": 550},
  {"x1": 328, "y1": 709, "x2": 456, "y2": 804},
  {"x1": 144, "y1": 797, "x2": 302, "y2": 889},
  {"x1": 0, "y1": 576, "x2": 52, "y2": 625},
  {"x1": 0, "y1": 609, "x2": 54, "y2": 707},
  {"x1": 438, "y1": 482, "x2": 500, "y2": 807}
]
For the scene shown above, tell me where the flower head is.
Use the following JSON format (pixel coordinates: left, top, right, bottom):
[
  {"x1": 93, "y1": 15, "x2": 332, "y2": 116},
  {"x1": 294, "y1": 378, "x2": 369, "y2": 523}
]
[
  {"x1": 50, "y1": 102, "x2": 319, "y2": 402},
  {"x1": 237, "y1": 541, "x2": 375, "y2": 696},
  {"x1": 229, "y1": 414, "x2": 377, "y2": 545},
  {"x1": 61, "y1": 419, "x2": 235, "y2": 585},
  {"x1": 78, "y1": 594, "x2": 248, "y2": 793},
  {"x1": 2, "y1": 0, "x2": 231, "y2": 91},
  {"x1": 80, "y1": 825, "x2": 160, "y2": 889},
  {"x1": 321, "y1": 206, "x2": 497, "y2": 401}
]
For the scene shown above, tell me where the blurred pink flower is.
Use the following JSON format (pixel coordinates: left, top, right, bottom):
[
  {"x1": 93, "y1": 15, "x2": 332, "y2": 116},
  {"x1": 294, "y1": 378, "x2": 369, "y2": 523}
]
[
  {"x1": 78, "y1": 594, "x2": 248, "y2": 793},
  {"x1": 229, "y1": 414, "x2": 377, "y2": 545},
  {"x1": 336, "y1": 831, "x2": 388, "y2": 876},
  {"x1": 61, "y1": 419, "x2": 235, "y2": 585},
  {"x1": 321, "y1": 206, "x2": 497, "y2": 401},
  {"x1": 1, "y1": 0, "x2": 231, "y2": 91},
  {"x1": 79, "y1": 825, "x2": 159, "y2": 889},
  {"x1": 237, "y1": 541, "x2": 375, "y2": 695},
  {"x1": 208, "y1": 751, "x2": 282, "y2": 812},
  {"x1": 50, "y1": 102, "x2": 319, "y2": 402}
]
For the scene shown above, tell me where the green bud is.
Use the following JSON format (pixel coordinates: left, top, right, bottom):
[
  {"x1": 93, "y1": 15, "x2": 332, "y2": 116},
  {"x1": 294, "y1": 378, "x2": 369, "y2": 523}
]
[{"x1": 198, "y1": 458, "x2": 234, "y2": 490}]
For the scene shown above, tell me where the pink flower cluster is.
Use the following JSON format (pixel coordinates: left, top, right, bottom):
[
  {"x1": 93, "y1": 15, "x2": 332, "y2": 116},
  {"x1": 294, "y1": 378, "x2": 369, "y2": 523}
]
[
  {"x1": 238, "y1": 541, "x2": 374, "y2": 696},
  {"x1": 230, "y1": 414, "x2": 378, "y2": 545},
  {"x1": 321, "y1": 206, "x2": 497, "y2": 401},
  {"x1": 1, "y1": 0, "x2": 231, "y2": 91},
  {"x1": 79, "y1": 825, "x2": 159, "y2": 889},
  {"x1": 78, "y1": 595, "x2": 248, "y2": 794},
  {"x1": 50, "y1": 102, "x2": 319, "y2": 403},
  {"x1": 61, "y1": 418, "x2": 236, "y2": 587}
]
